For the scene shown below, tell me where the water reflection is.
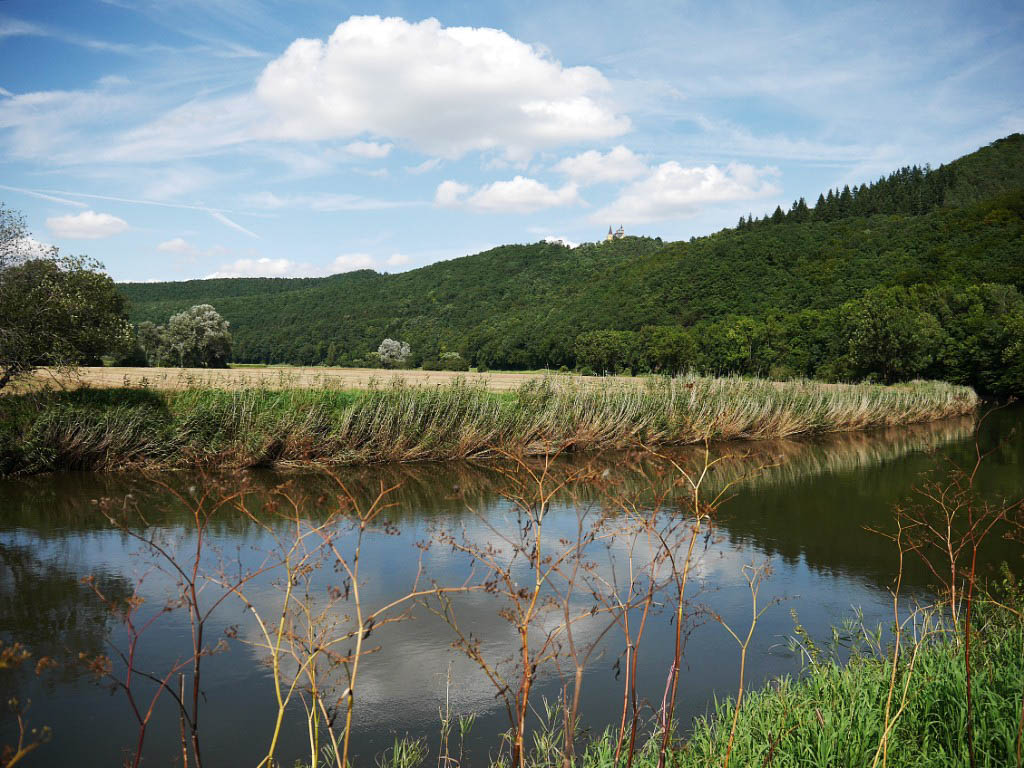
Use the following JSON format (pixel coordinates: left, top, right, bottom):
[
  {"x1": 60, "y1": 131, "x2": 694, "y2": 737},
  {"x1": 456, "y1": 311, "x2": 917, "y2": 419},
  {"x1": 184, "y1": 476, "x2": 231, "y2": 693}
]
[
  {"x1": 0, "y1": 408, "x2": 1020, "y2": 767},
  {"x1": 0, "y1": 412, "x2": 978, "y2": 530}
]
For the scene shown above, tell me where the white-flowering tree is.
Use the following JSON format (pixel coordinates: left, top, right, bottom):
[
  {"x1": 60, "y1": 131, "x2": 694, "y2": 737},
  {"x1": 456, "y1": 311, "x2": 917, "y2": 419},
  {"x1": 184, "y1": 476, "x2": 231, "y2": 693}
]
[
  {"x1": 137, "y1": 304, "x2": 232, "y2": 368},
  {"x1": 376, "y1": 338, "x2": 411, "y2": 367}
]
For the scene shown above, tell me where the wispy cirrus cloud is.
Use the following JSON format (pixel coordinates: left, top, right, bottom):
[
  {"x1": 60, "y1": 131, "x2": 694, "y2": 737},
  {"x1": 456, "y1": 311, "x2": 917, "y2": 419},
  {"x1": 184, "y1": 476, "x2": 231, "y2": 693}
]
[
  {"x1": 0, "y1": 184, "x2": 87, "y2": 208},
  {"x1": 243, "y1": 191, "x2": 422, "y2": 212}
]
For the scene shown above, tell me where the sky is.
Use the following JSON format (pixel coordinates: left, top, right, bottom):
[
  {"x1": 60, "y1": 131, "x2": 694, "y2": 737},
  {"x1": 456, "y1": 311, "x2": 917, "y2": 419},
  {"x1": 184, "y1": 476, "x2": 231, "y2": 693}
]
[{"x1": 1, "y1": 0, "x2": 1022, "y2": 283}]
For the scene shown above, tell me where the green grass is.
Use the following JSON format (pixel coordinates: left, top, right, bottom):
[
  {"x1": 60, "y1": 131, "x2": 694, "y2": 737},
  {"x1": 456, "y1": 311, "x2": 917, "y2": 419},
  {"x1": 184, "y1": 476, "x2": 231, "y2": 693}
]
[
  {"x1": 671, "y1": 624, "x2": 1022, "y2": 767},
  {"x1": 503, "y1": 599, "x2": 1024, "y2": 768},
  {"x1": 0, "y1": 375, "x2": 978, "y2": 476}
]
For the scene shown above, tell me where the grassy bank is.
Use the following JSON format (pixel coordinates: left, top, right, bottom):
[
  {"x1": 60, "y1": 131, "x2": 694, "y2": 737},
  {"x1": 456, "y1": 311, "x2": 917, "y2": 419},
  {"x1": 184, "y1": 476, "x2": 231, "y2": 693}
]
[
  {"x1": 0, "y1": 375, "x2": 978, "y2": 476},
  {"x1": 499, "y1": 600, "x2": 1024, "y2": 768}
]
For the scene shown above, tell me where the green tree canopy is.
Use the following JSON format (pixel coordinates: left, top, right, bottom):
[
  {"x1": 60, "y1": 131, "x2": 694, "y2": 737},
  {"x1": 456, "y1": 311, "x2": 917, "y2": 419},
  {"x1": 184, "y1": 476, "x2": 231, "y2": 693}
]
[
  {"x1": 136, "y1": 304, "x2": 232, "y2": 368},
  {"x1": 0, "y1": 205, "x2": 129, "y2": 391}
]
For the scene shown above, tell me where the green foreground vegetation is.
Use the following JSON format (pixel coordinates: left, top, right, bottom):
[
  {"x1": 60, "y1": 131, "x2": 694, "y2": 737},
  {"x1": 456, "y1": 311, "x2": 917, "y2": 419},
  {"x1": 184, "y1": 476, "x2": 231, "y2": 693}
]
[
  {"x1": 0, "y1": 376, "x2": 977, "y2": 476},
  {"x1": 119, "y1": 134, "x2": 1024, "y2": 396},
  {"x1": 476, "y1": 599, "x2": 1024, "y2": 768}
]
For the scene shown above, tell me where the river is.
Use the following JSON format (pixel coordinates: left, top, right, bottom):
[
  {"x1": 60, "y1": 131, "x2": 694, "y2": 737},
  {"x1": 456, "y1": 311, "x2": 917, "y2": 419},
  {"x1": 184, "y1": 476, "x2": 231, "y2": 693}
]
[{"x1": 1, "y1": 406, "x2": 1021, "y2": 766}]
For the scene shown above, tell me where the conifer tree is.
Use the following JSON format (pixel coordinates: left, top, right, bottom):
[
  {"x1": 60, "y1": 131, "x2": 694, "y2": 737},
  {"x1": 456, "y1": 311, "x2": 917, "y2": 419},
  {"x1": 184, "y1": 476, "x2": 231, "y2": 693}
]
[{"x1": 813, "y1": 193, "x2": 827, "y2": 220}]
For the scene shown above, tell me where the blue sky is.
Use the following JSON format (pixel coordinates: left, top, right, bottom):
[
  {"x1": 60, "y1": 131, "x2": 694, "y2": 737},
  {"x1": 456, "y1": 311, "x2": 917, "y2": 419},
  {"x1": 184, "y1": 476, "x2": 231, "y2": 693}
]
[{"x1": 1, "y1": 0, "x2": 1022, "y2": 282}]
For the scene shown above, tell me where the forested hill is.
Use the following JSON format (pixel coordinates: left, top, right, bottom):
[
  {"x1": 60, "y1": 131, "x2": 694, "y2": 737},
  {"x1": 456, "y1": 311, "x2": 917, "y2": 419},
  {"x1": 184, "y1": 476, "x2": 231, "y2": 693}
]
[
  {"x1": 120, "y1": 134, "x2": 1024, "y2": 392},
  {"x1": 739, "y1": 132, "x2": 1024, "y2": 226}
]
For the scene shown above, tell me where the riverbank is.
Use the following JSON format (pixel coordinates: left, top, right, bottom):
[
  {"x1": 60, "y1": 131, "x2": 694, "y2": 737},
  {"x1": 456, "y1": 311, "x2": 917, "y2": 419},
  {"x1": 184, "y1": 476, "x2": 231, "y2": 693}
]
[
  {"x1": 518, "y1": 596, "x2": 1024, "y2": 768},
  {"x1": 0, "y1": 375, "x2": 978, "y2": 476}
]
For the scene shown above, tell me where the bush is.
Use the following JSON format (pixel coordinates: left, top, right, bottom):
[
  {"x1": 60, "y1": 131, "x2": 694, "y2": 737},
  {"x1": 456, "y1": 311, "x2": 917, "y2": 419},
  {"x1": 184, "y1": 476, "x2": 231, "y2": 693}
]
[{"x1": 423, "y1": 356, "x2": 470, "y2": 372}]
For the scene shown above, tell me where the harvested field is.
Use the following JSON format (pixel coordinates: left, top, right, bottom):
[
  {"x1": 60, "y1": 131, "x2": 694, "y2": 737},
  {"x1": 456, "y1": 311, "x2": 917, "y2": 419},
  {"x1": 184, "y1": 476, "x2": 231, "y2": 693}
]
[{"x1": 22, "y1": 366, "x2": 625, "y2": 393}]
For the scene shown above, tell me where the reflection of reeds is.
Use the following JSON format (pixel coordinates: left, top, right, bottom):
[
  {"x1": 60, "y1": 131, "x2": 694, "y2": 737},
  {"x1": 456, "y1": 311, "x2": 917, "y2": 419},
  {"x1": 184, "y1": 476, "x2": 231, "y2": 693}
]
[
  {"x1": 0, "y1": 410, "x2": 976, "y2": 532},
  {"x1": 1, "y1": 375, "x2": 977, "y2": 475}
]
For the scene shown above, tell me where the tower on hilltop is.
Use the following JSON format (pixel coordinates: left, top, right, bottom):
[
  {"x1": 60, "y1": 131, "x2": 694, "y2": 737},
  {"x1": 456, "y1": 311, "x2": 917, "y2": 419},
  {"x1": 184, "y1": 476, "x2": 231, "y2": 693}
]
[{"x1": 605, "y1": 225, "x2": 625, "y2": 241}]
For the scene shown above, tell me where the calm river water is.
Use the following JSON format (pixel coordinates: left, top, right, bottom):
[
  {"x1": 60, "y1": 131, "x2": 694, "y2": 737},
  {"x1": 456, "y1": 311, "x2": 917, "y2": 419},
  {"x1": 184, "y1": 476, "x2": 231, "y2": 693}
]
[{"x1": 1, "y1": 406, "x2": 1022, "y2": 766}]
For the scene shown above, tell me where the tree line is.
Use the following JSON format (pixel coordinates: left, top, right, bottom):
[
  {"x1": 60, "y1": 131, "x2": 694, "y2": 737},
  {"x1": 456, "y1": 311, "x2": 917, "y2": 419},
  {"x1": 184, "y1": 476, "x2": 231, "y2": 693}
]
[
  {"x1": 573, "y1": 283, "x2": 1024, "y2": 397},
  {"x1": 738, "y1": 133, "x2": 1024, "y2": 228}
]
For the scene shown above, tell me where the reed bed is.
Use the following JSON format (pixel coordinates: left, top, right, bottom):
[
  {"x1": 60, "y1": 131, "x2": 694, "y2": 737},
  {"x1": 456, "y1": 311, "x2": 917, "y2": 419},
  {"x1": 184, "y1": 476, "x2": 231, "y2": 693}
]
[{"x1": 0, "y1": 374, "x2": 978, "y2": 475}]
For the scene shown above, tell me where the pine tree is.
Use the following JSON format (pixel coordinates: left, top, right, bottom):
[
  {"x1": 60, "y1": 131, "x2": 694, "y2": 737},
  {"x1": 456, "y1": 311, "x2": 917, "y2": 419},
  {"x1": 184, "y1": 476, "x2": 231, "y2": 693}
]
[
  {"x1": 813, "y1": 193, "x2": 827, "y2": 220},
  {"x1": 838, "y1": 185, "x2": 853, "y2": 216}
]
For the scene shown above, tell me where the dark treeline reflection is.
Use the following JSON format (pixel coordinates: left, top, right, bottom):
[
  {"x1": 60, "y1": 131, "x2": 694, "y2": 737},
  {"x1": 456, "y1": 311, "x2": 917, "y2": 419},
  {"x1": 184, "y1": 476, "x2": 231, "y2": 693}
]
[
  {"x1": 0, "y1": 541, "x2": 132, "y2": 677},
  {"x1": 0, "y1": 407, "x2": 1021, "y2": 767}
]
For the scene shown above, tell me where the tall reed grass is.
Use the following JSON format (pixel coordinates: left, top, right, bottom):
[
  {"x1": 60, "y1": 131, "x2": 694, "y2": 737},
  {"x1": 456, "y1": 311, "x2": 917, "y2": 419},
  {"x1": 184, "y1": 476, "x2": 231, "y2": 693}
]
[{"x1": 0, "y1": 375, "x2": 979, "y2": 475}]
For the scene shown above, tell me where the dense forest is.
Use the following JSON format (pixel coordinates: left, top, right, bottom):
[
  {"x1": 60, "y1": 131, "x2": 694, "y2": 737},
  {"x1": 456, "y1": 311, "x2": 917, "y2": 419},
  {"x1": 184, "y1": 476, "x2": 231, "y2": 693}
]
[{"x1": 120, "y1": 134, "x2": 1024, "y2": 395}]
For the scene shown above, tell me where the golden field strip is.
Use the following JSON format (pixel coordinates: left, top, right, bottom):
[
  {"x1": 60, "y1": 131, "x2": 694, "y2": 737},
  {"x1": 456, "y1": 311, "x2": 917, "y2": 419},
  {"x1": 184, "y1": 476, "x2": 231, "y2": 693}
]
[{"x1": 24, "y1": 366, "x2": 634, "y2": 392}]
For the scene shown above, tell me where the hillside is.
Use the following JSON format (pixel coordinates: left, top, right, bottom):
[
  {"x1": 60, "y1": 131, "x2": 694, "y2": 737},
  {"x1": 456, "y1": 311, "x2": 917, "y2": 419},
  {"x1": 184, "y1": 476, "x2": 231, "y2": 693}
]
[{"x1": 119, "y1": 134, "x2": 1024, "y2": 393}]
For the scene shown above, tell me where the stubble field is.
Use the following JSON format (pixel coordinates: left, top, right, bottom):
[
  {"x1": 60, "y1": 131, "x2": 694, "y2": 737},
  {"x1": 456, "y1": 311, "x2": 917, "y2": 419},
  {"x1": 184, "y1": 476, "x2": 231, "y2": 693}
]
[{"x1": 25, "y1": 366, "x2": 618, "y2": 392}]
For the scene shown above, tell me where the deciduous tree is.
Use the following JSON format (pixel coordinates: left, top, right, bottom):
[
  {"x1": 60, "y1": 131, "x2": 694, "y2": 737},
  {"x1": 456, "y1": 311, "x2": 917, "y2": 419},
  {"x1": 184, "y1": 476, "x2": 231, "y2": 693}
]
[{"x1": 0, "y1": 205, "x2": 129, "y2": 391}]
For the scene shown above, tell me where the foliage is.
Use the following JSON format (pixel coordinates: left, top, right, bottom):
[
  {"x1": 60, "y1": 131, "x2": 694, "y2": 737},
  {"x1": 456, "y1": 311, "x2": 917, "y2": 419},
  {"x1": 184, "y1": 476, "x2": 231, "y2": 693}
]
[
  {"x1": 136, "y1": 304, "x2": 232, "y2": 368},
  {"x1": 376, "y1": 337, "x2": 411, "y2": 367},
  {"x1": 515, "y1": 604, "x2": 1021, "y2": 768},
  {"x1": 422, "y1": 351, "x2": 470, "y2": 371},
  {"x1": 740, "y1": 132, "x2": 1024, "y2": 226},
  {"x1": 842, "y1": 286, "x2": 943, "y2": 383},
  {"x1": 0, "y1": 205, "x2": 129, "y2": 391}
]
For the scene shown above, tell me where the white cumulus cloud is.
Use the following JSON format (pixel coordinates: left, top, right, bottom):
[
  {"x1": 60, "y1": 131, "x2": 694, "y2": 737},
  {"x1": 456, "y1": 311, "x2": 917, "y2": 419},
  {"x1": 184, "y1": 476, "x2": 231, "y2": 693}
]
[
  {"x1": 434, "y1": 180, "x2": 471, "y2": 207},
  {"x1": 206, "y1": 257, "x2": 314, "y2": 279},
  {"x1": 594, "y1": 162, "x2": 780, "y2": 223},
  {"x1": 554, "y1": 145, "x2": 649, "y2": 185},
  {"x1": 543, "y1": 235, "x2": 580, "y2": 248},
  {"x1": 436, "y1": 176, "x2": 581, "y2": 213},
  {"x1": 156, "y1": 237, "x2": 192, "y2": 253},
  {"x1": 46, "y1": 210, "x2": 128, "y2": 239},
  {"x1": 254, "y1": 16, "x2": 629, "y2": 158},
  {"x1": 329, "y1": 252, "x2": 376, "y2": 272}
]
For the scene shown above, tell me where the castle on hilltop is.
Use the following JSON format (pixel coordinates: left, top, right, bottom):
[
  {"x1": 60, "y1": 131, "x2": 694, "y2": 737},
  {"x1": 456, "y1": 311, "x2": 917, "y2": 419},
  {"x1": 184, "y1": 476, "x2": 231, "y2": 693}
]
[{"x1": 605, "y1": 225, "x2": 625, "y2": 241}]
